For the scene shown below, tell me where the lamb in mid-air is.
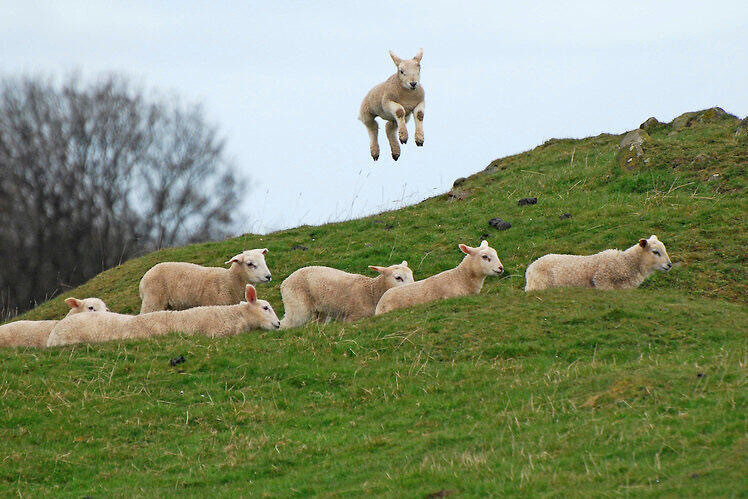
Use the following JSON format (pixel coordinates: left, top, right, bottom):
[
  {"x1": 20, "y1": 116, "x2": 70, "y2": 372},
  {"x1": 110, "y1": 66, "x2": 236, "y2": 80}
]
[
  {"x1": 359, "y1": 48, "x2": 425, "y2": 161},
  {"x1": 524, "y1": 235, "x2": 673, "y2": 291}
]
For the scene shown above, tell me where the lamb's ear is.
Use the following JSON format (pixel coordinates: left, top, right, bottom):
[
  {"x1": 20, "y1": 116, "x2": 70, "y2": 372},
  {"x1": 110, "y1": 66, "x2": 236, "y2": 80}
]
[
  {"x1": 225, "y1": 254, "x2": 242, "y2": 265},
  {"x1": 261, "y1": 248, "x2": 268, "y2": 255},
  {"x1": 649, "y1": 235, "x2": 658, "y2": 241},
  {"x1": 413, "y1": 48, "x2": 423, "y2": 62},
  {"x1": 389, "y1": 50, "x2": 402, "y2": 66},
  {"x1": 369, "y1": 265, "x2": 387, "y2": 274},
  {"x1": 639, "y1": 239, "x2": 648, "y2": 248},
  {"x1": 401, "y1": 260, "x2": 408, "y2": 267},
  {"x1": 245, "y1": 285, "x2": 257, "y2": 304},
  {"x1": 459, "y1": 244, "x2": 472, "y2": 255},
  {"x1": 64, "y1": 297, "x2": 82, "y2": 309},
  {"x1": 480, "y1": 240, "x2": 488, "y2": 248}
]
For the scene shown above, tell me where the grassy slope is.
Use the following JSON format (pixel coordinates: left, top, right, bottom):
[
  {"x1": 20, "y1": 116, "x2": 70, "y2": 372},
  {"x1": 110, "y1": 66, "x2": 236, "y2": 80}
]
[{"x1": 1, "y1": 112, "x2": 746, "y2": 496}]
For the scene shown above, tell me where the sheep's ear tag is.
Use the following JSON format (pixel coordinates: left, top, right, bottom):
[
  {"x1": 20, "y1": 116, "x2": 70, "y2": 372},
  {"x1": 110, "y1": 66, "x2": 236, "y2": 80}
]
[{"x1": 639, "y1": 239, "x2": 648, "y2": 248}]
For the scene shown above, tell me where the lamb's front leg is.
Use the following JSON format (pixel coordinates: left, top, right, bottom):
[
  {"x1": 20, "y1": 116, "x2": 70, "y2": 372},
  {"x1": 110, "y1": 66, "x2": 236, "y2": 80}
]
[
  {"x1": 413, "y1": 102, "x2": 424, "y2": 146},
  {"x1": 384, "y1": 101, "x2": 408, "y2": 144}
]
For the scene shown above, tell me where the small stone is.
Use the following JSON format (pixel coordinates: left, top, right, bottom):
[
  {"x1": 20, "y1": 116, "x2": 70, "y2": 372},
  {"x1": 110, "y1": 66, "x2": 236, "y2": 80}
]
[
  {"x1": 452, "y1": 177, "x2": 467, "y2": 188},
  {"x1": 616, "y1": 129, "x2": 651, "y2": 170},
  {"x1": 170, "y1": 355, "x2": 186, "y2": 366},
  {"x1": 290, "y1": 245, "x2": 308, "y2": 251},
  {"x1": 518, "y1": 197, "x2": 537, "y2": 206},
  {"x1": 559, "y1": 213, "x2": 572, "y2": 219},
  {"x1": 489, "y1": 218, "x2": 511, "y2": 230},
  {"x1": 707, "y1": 173, "x2": 721, "y2": 182}
]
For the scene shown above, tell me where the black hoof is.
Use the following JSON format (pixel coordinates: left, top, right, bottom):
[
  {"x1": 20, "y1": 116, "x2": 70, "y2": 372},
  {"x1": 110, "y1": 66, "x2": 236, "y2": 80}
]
[
  {"x1": 372, "y1": 154, "x2": 379, "y2": 161},
  {"x1": 416, "y1": 140, "x2": 423, "y2": 146},
  {"x1": 392, "y1": 153, "x2": 400, "y2": 161},
  {"x1": 400, "y1": 138, "x2": 407, "y2": 144}
]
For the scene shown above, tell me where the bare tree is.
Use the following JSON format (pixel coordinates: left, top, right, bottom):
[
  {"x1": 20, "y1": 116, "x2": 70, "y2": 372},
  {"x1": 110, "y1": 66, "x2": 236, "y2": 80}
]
[{"x1": 0, "y1": 75, "x2": 246, "y2": 317}]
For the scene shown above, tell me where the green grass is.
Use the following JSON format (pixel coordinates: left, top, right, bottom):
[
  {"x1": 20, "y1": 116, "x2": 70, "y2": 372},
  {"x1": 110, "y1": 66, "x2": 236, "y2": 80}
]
[{"x1": 1, "y1": 112, "x2": 746, "y2": 496}]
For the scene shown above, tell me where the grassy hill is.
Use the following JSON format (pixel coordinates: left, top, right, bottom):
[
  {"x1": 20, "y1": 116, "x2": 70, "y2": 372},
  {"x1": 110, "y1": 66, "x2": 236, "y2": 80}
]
[{"x1": 1, "y1": 109, "x2": 745, "y2": 496}]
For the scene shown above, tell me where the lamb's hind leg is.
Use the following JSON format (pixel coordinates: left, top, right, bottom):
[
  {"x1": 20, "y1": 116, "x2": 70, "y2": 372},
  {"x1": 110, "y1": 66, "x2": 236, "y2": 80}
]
[
  {"x1": 361, "y1": 114, "x2": 380, "y2": 160},
  {"x1": 385, "y1": 121, "x2": 401, "y2": 160}
]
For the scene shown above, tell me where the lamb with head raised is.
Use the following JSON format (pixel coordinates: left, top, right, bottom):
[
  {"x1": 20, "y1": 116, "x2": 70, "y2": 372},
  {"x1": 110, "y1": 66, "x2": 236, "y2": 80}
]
[
  {"x1": 139, "y1": 249, "x2": 272, "y2": 313},
  {"x1": 524, "y1": 235, "x2": 673, "y2": 291},
  {"x1": 375, "y1": 241, "x2": 503, "y2": 315},
  {"x1": 280, "y1": 261, "x2": 414, "y2": 328}
]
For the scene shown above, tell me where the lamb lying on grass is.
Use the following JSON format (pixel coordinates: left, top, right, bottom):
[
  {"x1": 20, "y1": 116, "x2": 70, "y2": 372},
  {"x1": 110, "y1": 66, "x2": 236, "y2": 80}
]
[
  {"x1": 524, "y1": 235, "x2": 672, "y2": 291},
  {"x1": 359, "y1": 48, "x2": 425, "y2": 161},
  {"x1": 375, "y1": 241, "x2": 503, "y2": 315},
  {"x1": 280, "y1": 261, "x2": 413, "y2": 328},
  {"x1": 139, "y1": 249, "x2": 272, "y2": 313},
  {"x1": 47, "y1": 285, "x2": 279, "y2": 347},
  {"x1": 0, "y1": 297, "x2": 108, "y2": 348}
]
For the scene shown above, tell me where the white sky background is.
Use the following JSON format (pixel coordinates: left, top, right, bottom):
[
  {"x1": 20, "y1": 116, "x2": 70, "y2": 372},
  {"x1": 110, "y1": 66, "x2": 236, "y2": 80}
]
[{"x1": 1, "y1": 1, "x2": 746, "y2": 234}]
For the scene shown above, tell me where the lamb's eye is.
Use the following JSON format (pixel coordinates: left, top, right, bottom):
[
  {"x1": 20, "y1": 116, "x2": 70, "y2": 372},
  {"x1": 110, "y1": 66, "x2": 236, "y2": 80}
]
[
  {"x1": 263, "y1": 305, "x2": 269, "y2": 311},
  {"x1": 482, "y1": 255, "x2": 490, "y2": 261},
  {"x1": 247, "y1": 262, "x2": 256, "y2": 268},
  {"x1": 395, "y1": 276, "x2": 403, "y2": 281},
  {"x1": 653, "y1": 251, "x2": 660, "y2": 256},
  {"x1": 88, "y1": 306, "x2": 94, "y2": 311},
  {"x1": 400, "y1": 70, "x2": 404, "y2": 74}
]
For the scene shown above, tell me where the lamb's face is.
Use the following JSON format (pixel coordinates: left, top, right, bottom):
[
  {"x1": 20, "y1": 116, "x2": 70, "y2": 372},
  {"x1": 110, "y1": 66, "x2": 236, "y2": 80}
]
[
  {"x1": 228, "y1": 248, "x2": 272, "y2": 283},
  {"x1": 460, "y1": 241, "x2": 504, "y2": 276},
  {"x1": 243, "y1": 284, "x2": 280, "y2": 330},
  {"x1": 369, "y1": 260, "x2": 414, "y2": 288},
  {"x1": 254, "y1": 299, "x2": 281, "y2": 330},
  {"x1": 64, "y1": 297, "x2": 109, "y2": 316},
  {"x1": 390, "y1": 49, "x2": 423, "y2": 90},
  {"x1": 386, "y1": 262, "x2": 415, "y2": 287},
  {"x1": 639, "y1": 235, "x2": 672, "y2": 272}
]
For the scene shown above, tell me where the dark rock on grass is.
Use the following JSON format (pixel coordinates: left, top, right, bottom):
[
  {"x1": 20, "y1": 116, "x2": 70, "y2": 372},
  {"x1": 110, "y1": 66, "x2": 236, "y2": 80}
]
[
  {"x1": 489, "y1": 218, "x2": 511, "y2": 230},
  {"x1": 481, "y1": 233, "x2": 490, "y2": 240},
  {"x1": 560, "y1": 213, "x2": 572, "y2": 219},
  {"x1": 518, "y1": 197, "x2": 537, "y2": 206},
  {"x1": 170, "y1": 355, "x2": 186, "y2": 367},
  {"x1": 452, "y1": 177, "x2": 467, "y2": 188},
  {"x1": 290, "y1": 244, "x2": 308, "y2": 251},
  {"x1": 616, "y1": 129, "x2": 651, "y2": 170},
  {"x1": 384, "y1": 224, "x2": 394, "y2": 230}
]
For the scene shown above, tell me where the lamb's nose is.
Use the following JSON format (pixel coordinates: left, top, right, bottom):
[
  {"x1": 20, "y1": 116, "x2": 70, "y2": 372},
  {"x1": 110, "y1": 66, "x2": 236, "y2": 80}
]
[
  {"x1": 410, "y1": 82, "x2": 417, "y2": 88},
  {"x1": 266, "y1": 274, "x2": 272, "y2": 281}
]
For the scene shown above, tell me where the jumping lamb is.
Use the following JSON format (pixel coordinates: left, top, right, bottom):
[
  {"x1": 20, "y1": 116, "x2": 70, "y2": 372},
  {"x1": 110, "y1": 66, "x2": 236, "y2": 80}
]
[
  {"x1": 280, "y1": 261, "x2": 414, "y2": 328},
  {"x1": 359, "y1": 48, "x2": 425, "y2": 161},
  {"x1": 524, "y1": 235, "x2": 672, "y2": 291},
  {"x1": 0, "y1": 297, "x2": 108, "y2": 348},
  {"x1": 375, "y1": 241, "x2": 503, "y2": 315},
  {"x1": 47, "y1": 285, "x2": 279, "y2": 347},
  {"x1": 139, "y1": 249, "x2": 272, "y2": 313}
]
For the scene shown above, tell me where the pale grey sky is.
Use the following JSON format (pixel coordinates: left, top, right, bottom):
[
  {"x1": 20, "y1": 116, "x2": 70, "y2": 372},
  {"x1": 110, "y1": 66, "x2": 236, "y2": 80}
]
[{"x1": 2, "y1": 1, "x2": 746, "y2": 233}]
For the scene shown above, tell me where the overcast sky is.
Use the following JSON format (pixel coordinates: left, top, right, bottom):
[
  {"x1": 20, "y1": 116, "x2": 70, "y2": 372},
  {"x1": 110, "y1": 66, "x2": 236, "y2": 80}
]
[{"x1": 2, "y1": 1, "x2": 746, "y2": 233}]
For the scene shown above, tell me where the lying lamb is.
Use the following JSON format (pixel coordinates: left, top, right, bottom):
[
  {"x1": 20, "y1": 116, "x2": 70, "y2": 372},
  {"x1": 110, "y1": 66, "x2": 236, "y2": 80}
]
[
  {"x1": 0, "y1": 297, "x2": 108, "y2": 348},
  {"x1": 280, "y1": 261, "x2": 414, "y2": 328},
  {"x1": 375, "y1": 241, "x2": 503, "y2": 315},
  {"x1": 139, "y1": 249, "x2": 272, "y2": 313},
  {"x1": 524, "y1": 234, "x2": 672, "y2": 291},
  {"x1": 359, "y1": 48, "x2": 425, "y2": 161},
  {"x1": 47, "y1": 285, "x2": 279, "y2": 347}
]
